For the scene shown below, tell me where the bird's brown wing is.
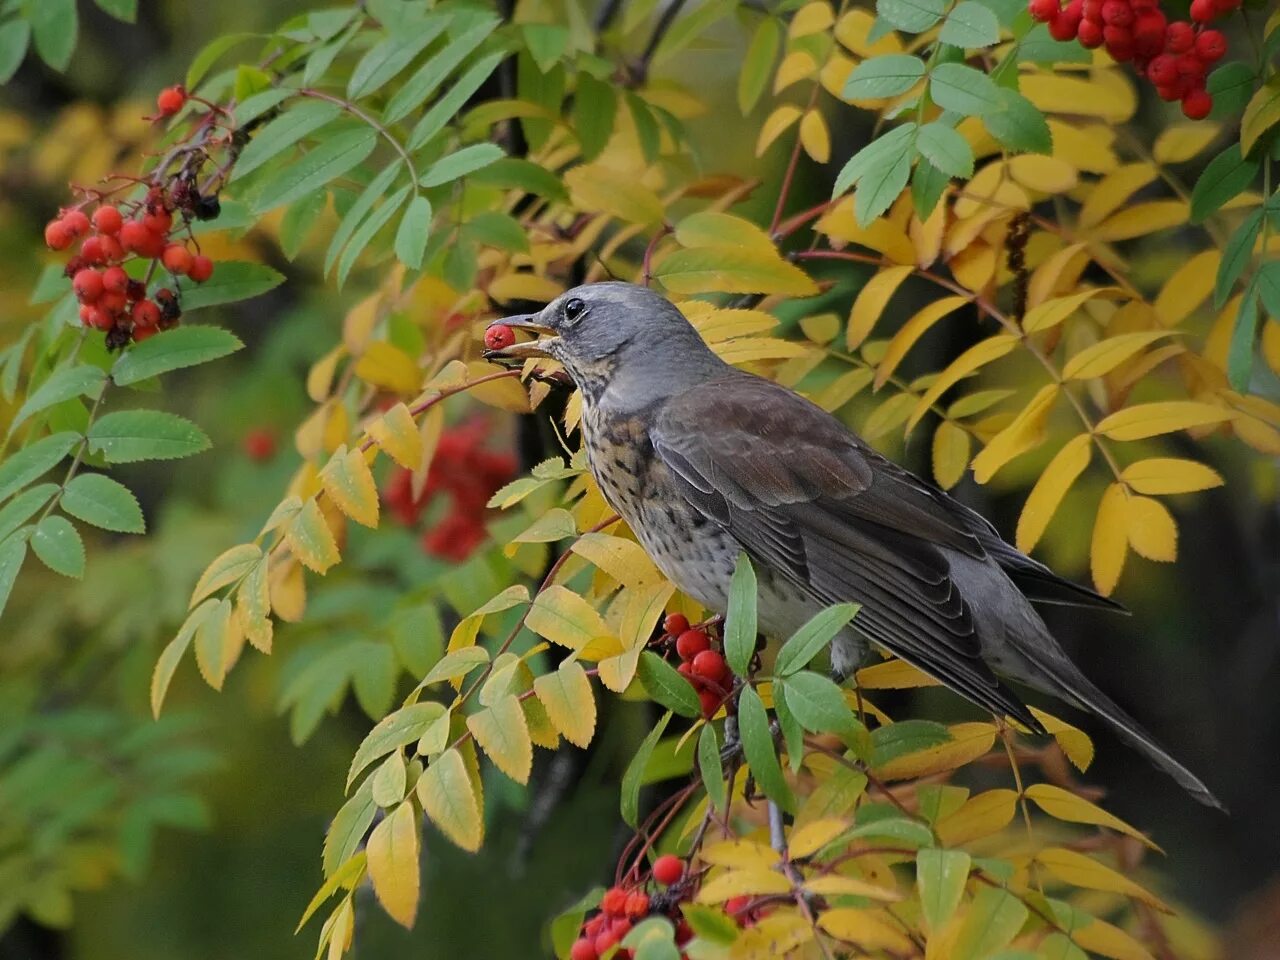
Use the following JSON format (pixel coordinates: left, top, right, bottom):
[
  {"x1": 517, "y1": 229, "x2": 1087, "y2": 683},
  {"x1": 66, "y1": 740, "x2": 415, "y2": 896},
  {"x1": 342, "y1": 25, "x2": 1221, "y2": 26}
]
[{"x1": 651, "y1": 374, "x2": 1041, "y2": 729}]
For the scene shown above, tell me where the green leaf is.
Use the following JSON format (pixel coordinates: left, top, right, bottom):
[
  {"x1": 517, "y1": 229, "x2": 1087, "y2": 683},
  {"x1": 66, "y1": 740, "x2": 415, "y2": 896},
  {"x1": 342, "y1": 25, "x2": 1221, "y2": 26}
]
[
  {"x1": 0, "y1": 534, "x2": 26, "y2": 620},
  {"x1": 681, "y1": 903, "x2": 739, "y2": 946},
  {"x1": 1207, "y1": 62, "x2": 1258, "y2": 122},
  {"x1": 186, "y1": 32, "x2": 257, "y2": 90},
  {"x1": 280, "y1": 189, "x2": 327, "y2": 260},
  {"x1": 112, "y1": 326, "x2": 243, "y2": 386},
  {"x1": 870, "y1": 719, "x2": 952, "y2": 767},
  {"x1": 0, "y1": 19, "x2": 30, "y2": 84},
  {"x1": 31, "y1": 514, "x2": 84, "y2": 578},
  {"x1": 252, "y1": 126, "x2": 378, "y2": 214},
  {"x1": 234, "y1": 101, "x2": 344, "y2": 179},
  {"x1": 876, "y1": 0, "x2": 945, "y2": 33},
  {"x1": 738, "y1": 17, "x2": 781, "y2": 114},
  {"x1": 940, "y1": 2, "x2": 1000, "y2": 47},
  {"x1": 930, "y1": 63, "x2": 1002, "y2": 117},
  {"x1": 637, "y1": 651, "x2": 702, "y2": 717},
  {"x1": 833, "y1": 122, "x2": 916, "y2": 198},
  {"x1": 1215, "y1": 209, "x2": 1263, "y2": 309},
  {"x1": 10, "y1": 365, "x2": 105, "y2": 433},
  {"x1": 233, "y1": 88, "x2": 290, "y2": 127},
  {"x1": 917, "y1": 122, "x2": 974, "y2": 178},
  {"x1": 0, "y1": 484, "x2": 57, "y2": 543},
  {"x1": 407, "y1": 51, "x2": 505, "y2": 151},
  {"x1": 738, "y1": 684, "x2": 795, "y2": 813},
  {"x1": 858, "y1": 148, "x2": 914, "y2": 226},
  {"x1": 697, "y1": 723, "x2": 727, "y2": 815},
  {"x1": 724, "y1": 552, "x2": 757, "y2": 677},
  {"x1": 847, "y1": 815, "x2": 934, "y2": 846},
  {"x1": 524, "y1": 22, "x2": 568, "y2": 72},
  {"x1": 771, "y1": 681, "x2": 806, "y2": 773},
  {"x1": 179, "y1": 261, "x2": 285, "y2": 311},
  {"x1": 60, "y1": 473, "x2": 145, "y2": 534},
  {"x1": 1190, "y1": 144, "x2": 1258, "y2": 224},
  {"x1": 94, "y1": 0, "x2": 137, "y2": 22},
  {"x1": 912, "y1": 159, "x2": 951, "y2": 220},
  {"x1": 574, "y1": 74, "x2": 616, "y2": 161},
  {"x1": 917, "y1": 848, "x2": 972, "y2": 933},
  {"x1": 87, "y1": 410, "x2": 211, "y2": 463},
  {"x1": 462, "y1": 211, "x2": 527, "y2": 252},
  {"x1": 982, "y1": 88, "x2": 1052, "y2": 154},
  {"x1": 1015, "y1": 24, "x2": 1092, "y2": 64},
  {"x1": 323, "y1": 777, "x2": 377, "y2": 878},
  {"x1": 0, "y1": 432, "x2": 78, "y2": 503},
  {"x1": 627, "y1": 93, "x2": 662, "y2": 164},
  {"x1": 950, "y1": 886, "x2": 1028, "y2": 958},
  {"x1": 419, "y1": 143, "x2": 505, "y2": 188},
  {"x1": 324, "y1": 163, "x2": 403, "y2": 278},
  {"x1": 337, "y1": 184, "x2": 412, "y2": 286},
  {"x1": 843, "y1": 54, "x2": 926, "y2": 100},
  {"x1": 382, "y1": 16, "x2": 499, "y2": 125},
  {"x1": 621, "y1": 711, "x2": 672, "y2": 827},
  {"x1": 395, "y1": 195, "x2": 433, "y2": 270},
  {"x1": 347, "y1": 20, "x2": 448, "y2": 101},
  {"x1": 779, "y1": 671, "x2": 864, "y2": 742},
  {"x1": 347, "y1": 702, "x2": 447, "y2": 789},
  {"x1": 470, "y1": 158, "x2": 568, "y2": 202},
  {"x1": 775, "y1": 603, "x2": 860, "y2": 677},
  {"x1": 30, "y1": 0, "x2": 77, "y2": 72}
]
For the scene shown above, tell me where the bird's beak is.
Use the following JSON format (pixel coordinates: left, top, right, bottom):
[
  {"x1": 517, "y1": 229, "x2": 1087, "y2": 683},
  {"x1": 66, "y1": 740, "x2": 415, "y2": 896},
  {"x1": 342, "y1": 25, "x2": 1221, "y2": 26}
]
[{"x1": 483, "y1": 313, "x2": 559, "y2": 361}]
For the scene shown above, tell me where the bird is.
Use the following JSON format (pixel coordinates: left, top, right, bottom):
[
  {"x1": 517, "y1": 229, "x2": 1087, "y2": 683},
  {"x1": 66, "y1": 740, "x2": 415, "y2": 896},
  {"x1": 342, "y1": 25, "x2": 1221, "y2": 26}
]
[{"x1": 484, "y1": 281, "x2": 1223, "y2": 810}]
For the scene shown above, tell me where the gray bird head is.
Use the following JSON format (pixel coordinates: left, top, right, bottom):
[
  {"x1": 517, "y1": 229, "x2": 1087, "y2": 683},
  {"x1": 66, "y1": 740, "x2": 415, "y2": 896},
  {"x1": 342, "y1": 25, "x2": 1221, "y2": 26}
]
[{"x1": 485, "y1": 282, "x2": 721, "y2": 403}]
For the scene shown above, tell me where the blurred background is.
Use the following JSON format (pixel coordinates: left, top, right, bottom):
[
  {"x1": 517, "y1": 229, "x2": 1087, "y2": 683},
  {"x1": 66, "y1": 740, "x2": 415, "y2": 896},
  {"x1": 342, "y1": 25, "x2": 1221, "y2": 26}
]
[{"x1": 0, "y1": 2, "x2": 1277, "y2": 959}]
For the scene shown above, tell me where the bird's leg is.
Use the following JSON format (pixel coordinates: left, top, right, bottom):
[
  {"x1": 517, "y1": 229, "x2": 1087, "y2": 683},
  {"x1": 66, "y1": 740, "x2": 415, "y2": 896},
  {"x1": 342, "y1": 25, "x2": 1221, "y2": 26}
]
[{"x1": 829, "y1": 633, "x2": 871, "y2": 727}]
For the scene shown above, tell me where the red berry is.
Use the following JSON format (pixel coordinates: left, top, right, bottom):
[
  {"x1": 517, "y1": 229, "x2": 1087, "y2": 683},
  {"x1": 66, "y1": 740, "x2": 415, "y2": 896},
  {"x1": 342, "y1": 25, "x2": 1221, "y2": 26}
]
[
  {"x1": 1147, "y1": 54, "x2": 1178, "y2": 85},
  {"x1": 80, "y1": 304, "x2": 109, "y2": 330},
  {"x1": 1100, "y1": 0, "x2": 1131, "y2": 26},
  {"x1": 93, "y1": 205, "x2": 123, "y2": 234},
  {"x1": 483, "y1": 323, "x2": 515, "y2": 351},
  {"x1": 63, "y1": 209, "x2": 89, "y2": 237},
  {"x1": 1048, "y1": 11, "x2": 1079, "y2": 40},
  {"x1": 98, "y1": 234, "x2": 124, "y2": 262},
  {"x1": 1189, "y1": 0, "x2": 1214, "y2": 22},
  {"x1": 584, "y1": 916, "x2": 606, "y2": 938},
  {"x1": 102, "y1": 266, "x2": 129, "y2": 293},
  {"x1": 1081, "y1": 0, "x2": 1103, "y2": 21},
  {"x1": 44, "y1": 220, "x2": 73, "y2": 250},
  {"x1": 571, "y1": 938, "x2": 598, "y2": 960},
  {"x1": 653, "y1": 854, "x2": 684, "y2": 886},
  {"x1": 593, "y1": 930, "x2": 620, "y2": 955},
  {"x1": 188, "y1": 254, "x2": 214, "y2": 283},
  {"x1": 725, "y1": 896, "x2": 752, "y2": 921},
  {"x1": 132, "y1": 323, "x2": 159, "y2": 342},
  {"x1": 156, "y1": 85, "x2": 186, "y2": 116},
  {"x1": 675, "y1": 629, "x2": 710, "y2": 661},
  {"x1": 73, "y1": 269, "x2": 104, "y2": 302},
  {"x1": 677, "y1": 661, "x2": 702, "y2": 689},
  {"x1": 623, "y1": 892, "x2": 649, "y2": 919},
  {"x1": 243, "y1": 427, "x2": 276, "y2": 462},
  {"x1": 80, "y1": 236, "x2": 106, "y2": 264},
  {"x1": 1182, "y1": 87, "x2": 1213, "y2": 119},
  {"x1": 698, "y1": 688, "x2": 720, "y2": 717},
  {"x1": 162, "y1": 243, "x2": 193, "y2": 274},
  {"x1": 1195, "y1": 29, "x2": 1226, "y2": 62},
  {"x1": 675, "y1": 920, "x2": 693, "y2": 945},
  {"x1": 131, "y1": 299, "x2": 161, "y2": 328},
  {"x1": 1078, "y1": 19, "x2": 1104, "y2": 46},
  {"x1": 663, "y1": 613, "x2": 689, "y2": 636},
  {"x1": 1103, "y1": 24, "x2": 1134, "y2": 59},
  {"x1": 1211, "y1": 0, "x2": 1238, "y2": 10},
  {"x1": 100, "y1": 289, "x2": 128, "y2": 315},
  {"x1": 1176, "y1": 53, "x2": 1206, "y2": 81},
  {"x1": 692, "y1": 649, "x2": 728, "y2": 684},
  {"x1": 144, "y1": 209, "x2": 172, "y2": 235},
  {"x1": 601, "y1": 887, "x2": 628, "y2": 916},
  {"x1": 119, "y1": 220, "x2": 150, "y2": 253},
  {"x1": 1164, "y1": 20, "x2": 1194, "y2": 52},
  {"x1": 1028, "y1": 0, "x2": 1059, "y2": 22},
  {"x1": 608, "y1": 917, "x2": 632, "y2": 938}
]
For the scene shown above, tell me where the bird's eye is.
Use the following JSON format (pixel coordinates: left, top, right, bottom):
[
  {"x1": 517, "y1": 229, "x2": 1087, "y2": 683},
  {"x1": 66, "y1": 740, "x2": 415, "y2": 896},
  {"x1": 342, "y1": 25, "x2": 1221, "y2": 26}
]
[{"x1": 562, "y1": 297, "x2": 587, "y2": 324}]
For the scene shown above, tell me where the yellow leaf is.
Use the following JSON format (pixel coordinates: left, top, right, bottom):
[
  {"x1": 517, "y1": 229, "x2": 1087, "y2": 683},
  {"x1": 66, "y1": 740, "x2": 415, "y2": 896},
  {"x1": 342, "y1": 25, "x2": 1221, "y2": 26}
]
[
  {"x1": 1063, "y1": 332, "x2": 1172, "y2": 381},
  {"x1": 875, "y1": 296, "x2": 969, "y2": 389},
  {"x1": 191, "y1": 543, "x2": 262, "y2": 606},
  {"x1": 696, "y1": 868, "x2": 791, "y2": 903},
  {"x1": 284, "y1": 498, "x2": 341, "y2": 574},
  {"x1": 1022, "y1": 73, "x2": 1134, "y2": 121},
  {"x1": 816, "y1": 203, "x2": 916, "y2": 264},
  {"x1": 151, "y1": 598, "x2": 218, "y2": 717},
  {"x1": 687, "y1": 306, "x2": 778, "y2": 342},
  {"x1": 417, "y1": 748, "x2": 483, "y2": 852},
  {"x1": 1126, "y1": 495, "x2": 1176, "y2": 562},
  {"x1": 787, "y1": 819, "x2": 848, "y2": 859},
  {"x1": 819, "y1": 51, "x2": 856, "y2": 100},
  {"x1": 676, "y1": 212, "x2": 775, "y2": 254},
  {"x1": 800, "y1": 312, "x2": 841, "y2": 345},
  {"x1": 800, "y1": 110, "x2": 830, "y2": 163},
  {"x1": 1091, "y1": 482, "x2": 1128, "y2": 595},
  {"x1": 1027, "y1": 242, "x2": 1089, "y2": 308},
  {"x1": 1153, "y1": 123, "x2": 1220, "y2": 164},
  {"x1": 909, "y1": 334, "x2": 1018, "y2": 431},
  {"x1": 1090, "y1": 201, "x2": 1188, "y2": 242},
  {"x1": 1049, "y1": 120, "x2": 1119, "y2": 173},
  {"x1": 467, "y1": 694, "x2": 533, "y2": 784},
  {"x1": 367, "y1": 403, "x2": 423, "y2": 470},
  {"x1": 1025, "y1": 784, "x2": 1161, "y2": 852},
  {"x1": 488, "y1": 271, "x2": 565, "y2": 303},
  {"x1": 1016, "y1": 434, "x2": 1092, "y2": 553},
  {"x1": 1154, "y1": 251, "x2": 1219, "y2": 326},
  {"x1": 805, "y1": 874, "x2": 901, "y2": 900},
  {"x1": 1037, "y1": 847, "x2": 1171, "y2": 912},
  {"x1": 818, "y1": 908, "x2": 914, "y2": 952},
  {"x1": 366, "y1": 800, "x2": 420, "y2": 928},
  {"x1": 237, "y1": 560, "x2": 272, "y2": 653},
  {"x1": 354, "y1": 342, "x2": 421, "y2": 394},
  {"x1": 307, "y1": 345, "x2": 344, "y2": 401},
  {"x1": 533, "y1": 660, "x2": 596, "y2": 747},
  {"x1": 862, "y1": 392, "x2": 918, "y2": 440},
  {"x1": 571, "y1": 532, "x2": 662, "y2": 588},
  {"x1": 1079, "y1": 163, "x2": 1157, "y2": 227},
  {"x1": 700, "y1": 839, "x2": 781, "y2": 870},
  {"x1": 510, "y1": 508, "x2": 576, "y2": 546},
  {"x1": 774, "y1": 50, "x2": 818, "y2": 94},
  {"x1": 1073, "y1": 916, "x2": 1158, "y2": 960},
  {"x1": 193, "y1": 597, "x2": 236, "y2": 690},
  {"x1": 790, "y1": 1, "x2": 834, "y2": 37},
  {"x1": 524, "y1": 585, "x2": 611, "y2": 650},
  {"x1": 447, "y1": 585, "x2": 531, "y2": 659},
  {"x1": 1120, "y1": 458, "x2": 1223, "y2": 495},
  {"x1": 464, "y1": 360, "x2": 530, "y2": 412},
  {"x1": 1241, "y1": 79, "x2": 1280, "y2": 156},
  {"x1": 564, "y1": 164, "x2": 663, "y2": 224},
  {"x1": 934, "y1": 789, "x2": 1018, "y2": 846},
  {"x1": 971, "y1": 384, "x2": 1059, "y2": 484},
  {"x1": 270, "y1": 558, "x2": 306, "y2": 622},
  {"x1": 325, "y1": 899, "x2": 354, "y2": 960},
  {"x1": 813, "y1": 367, "x2": 874, "y2": 412},
  {"x1": 714, "y1": 337, "x2": 811, "y2": 365},
  {"x1": 1022, "y1": 288, "x2": 1118, "y2": 333},
  {"x1": 734, "y1": 913, "x2": 813, "y2": 958},
  {"x1": 856, "y1": 658, "x2": 939, "y2": 689},
  {"x1": 320, "y1": 445, "x2": 379, "y2": 528},
  {"x1": 847, "y1": 264, "x2": 913, "y2": 350},
  {"x1": 1095, "y1": 401, "x2": 1234, "y2": 441},
  {"x1": 412, "y1": 404, "x2": 443, "y2": 500},
  {"x1": 656, "y1": 247, "x2": 819, "y2": 296},
  {"x1": 342, "y1": 293, "x2": 380, "y2": 353},
  {"x1": 756, "y1": 105, "x2": 802, "y2": 156},
  {"x1": 834, "y1": 9, "x2": 902, "y2": 56},
  {"x1": 931, "y1": 421, "x2": 970, "y2": 491},
  {"x1": 1007, "y1": 155, "x2": 1077, "y2": 194},
  {"x1": 1029, "y1": 707, "x2": 1094, "y2": 772},
  {"x1": 876, "y1": 722, "x2": 997, "y2": 780}
]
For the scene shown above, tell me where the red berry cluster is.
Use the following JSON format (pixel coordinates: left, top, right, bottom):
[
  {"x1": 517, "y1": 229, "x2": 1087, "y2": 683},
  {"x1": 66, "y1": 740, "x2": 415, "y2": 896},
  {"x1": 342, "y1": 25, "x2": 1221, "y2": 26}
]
[
  {"x1": 570, "y1": 858, "x2": 691, "y2": 960},
  {"x1": 483, "y1": 323, "x2": 516, "y2": 351},
  {"x1": 1028, "y1": 0, "x2": 1235, "y2": 119},
  {"x1": 663, "y1": 613, "x2": 731, "y2": 718},
  {"x1": 382, "y1": 420, "x2": 517, "y2": 562},
  {"x1": 45, "y1": 186, "x2": 215, "y2": 348}
]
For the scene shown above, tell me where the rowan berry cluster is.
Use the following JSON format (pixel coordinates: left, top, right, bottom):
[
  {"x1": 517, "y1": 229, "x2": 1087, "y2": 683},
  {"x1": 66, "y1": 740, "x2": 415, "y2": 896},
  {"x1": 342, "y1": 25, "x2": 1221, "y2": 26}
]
[
  {"x1": 1028, "y1": 0, "x2": 1235, "y2": 119},
  {"x1": 663, "y1": 613, "x2": 732, "y2": 718},
  {"x1": 569, "y1": 857, "x2": 688, "y2": 960}
]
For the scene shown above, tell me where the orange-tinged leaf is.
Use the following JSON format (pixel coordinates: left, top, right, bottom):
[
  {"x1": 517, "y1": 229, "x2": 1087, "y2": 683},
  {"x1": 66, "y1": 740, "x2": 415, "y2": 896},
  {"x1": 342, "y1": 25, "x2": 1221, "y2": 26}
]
[
  {"x1": 818, "y1": 908, "x2": 914, "y2": 952},
  {"x1": 366, "y1": 800, "x2": 419, "y2": 927},
  {"x1": 1126, "y1": 495, "x2": 1177, "y2": 561},
  {"x1": 1079, "y1": 163, "x2": 1157, "y2": 227},
  {"x1": 1091, "y1": 482, "x2": 1128, "y2": 595},
  {"x1": 320, "y1": 445, "x2": 379, "y2": 528},
  {"x1": 1095, "y1": 401, "x2": 1234, "y2": 440},
  {"x1": 875, "y1": 295, "x2": 969, "y2": 388},
  {"x1": 909, "y1": 334, "x2": 1018, "y2": 431},
  {"x1": 285, "y1": 498, "x2": 341, "y2": 574},
  {"x1": 533, "y1": 660, "x2": 596, "y2": 747},
  {"x1": 1062, "y1": 332, "x2": 1172, "y2": 381},
  {"x1": 848, "y1": 265, "x2": 913, "y2": 350},
  {"x1": 1154, "y1": 251, "x2": 1219, "y2": 326},
  {"x1": 367, "y1": 402, "x2": 423, "y2": 470},
  {"x1": 935, "y1": 788, "x2": 1018, "y2": 845},
  {"x1": 467, "y1": 694, "x2": 533, "y2": 784},
  {"x1": 354, "y1": 342, "x2": 421, "y2": 394},
  {"x1": 1153, "y1": 123, "x2": 1219, "y2": 164},
  {"x1": 696, "y1": 868, "x2": 791, "y2": 903},
  {"x1": 1025, "y1": 784, "x2": 1161, "y2": 852},
  {"x1": 525, "y1": 585, "x2": 611, "y2": 650},
  {"x1": 971, "y1": 384, "x2": 1059, "y2": 483},
  {"x1": 931, "y1": 421, "x2": 970, "y2": 490},
  {"x1": 756, "y1": 105, "x2": 802, "y2": 156},
  {"x1": 1037, "y1": 847, "x2": 1171, "y2": 912},
  {"x1": 417, "y1": 748, "x2": 483, "y2": 852},
  {"x1": 1119, "y1": 458, "x2": 1223, "y2": 495},
  {"x1": 656, "y1": 247, "x2": 820, "y2": 296},
  {"x1": 700, "y1": 839, "x2": 781, "y2": 870},
  {"x1": 675, "y1": 212, "x2": 775, "y2": 254},
  {"x1": 1016, "y1": 434, "x2": 1092, "y2": 552},
  {"x1": 876, "y1": 722, "x2": 997, "y2": 780}
]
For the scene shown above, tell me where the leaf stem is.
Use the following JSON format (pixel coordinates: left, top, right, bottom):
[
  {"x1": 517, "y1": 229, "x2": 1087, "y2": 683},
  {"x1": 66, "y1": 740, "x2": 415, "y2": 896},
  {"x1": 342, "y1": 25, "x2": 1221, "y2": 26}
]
[{"x1": 299, "y1": 88, "x2": 420, "y2": 190}]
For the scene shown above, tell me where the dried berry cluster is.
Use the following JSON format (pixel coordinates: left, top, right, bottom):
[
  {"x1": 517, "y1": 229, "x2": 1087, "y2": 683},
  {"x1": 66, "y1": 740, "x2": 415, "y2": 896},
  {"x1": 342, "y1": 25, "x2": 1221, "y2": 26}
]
[
  {"x1": 1029, "y1": 0, "x2": 1236, "y2": 119},
  {"x1": 663, "y1": 613, "x2": 732, "y2": 718}
]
